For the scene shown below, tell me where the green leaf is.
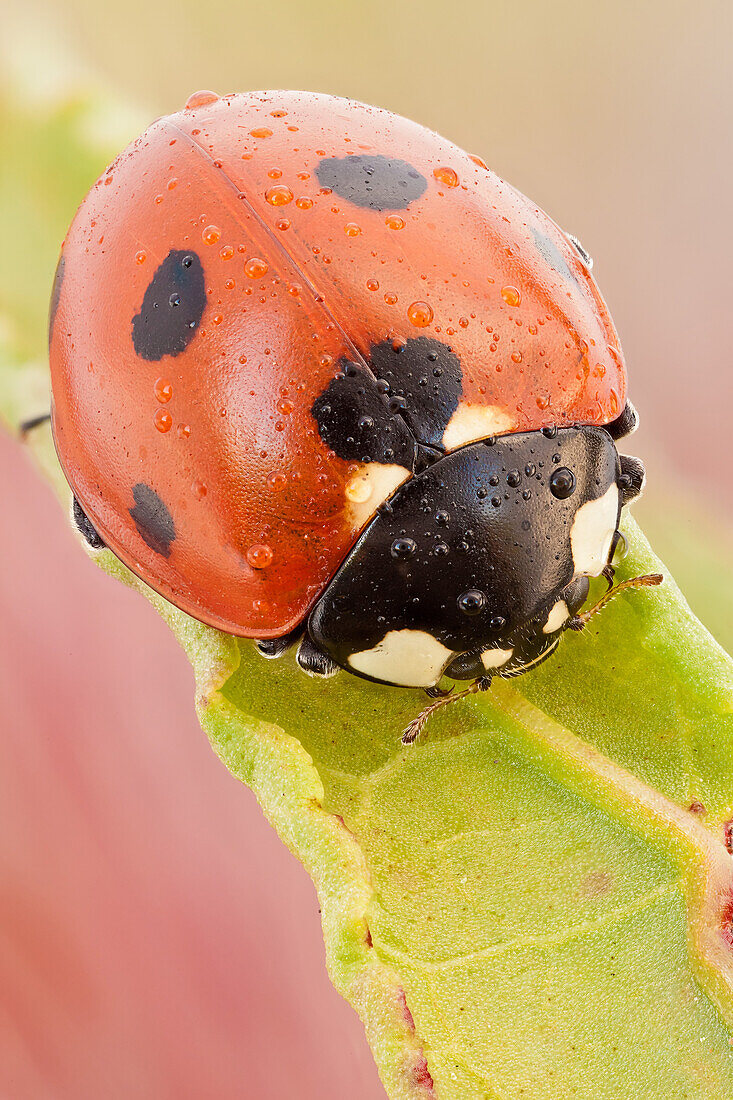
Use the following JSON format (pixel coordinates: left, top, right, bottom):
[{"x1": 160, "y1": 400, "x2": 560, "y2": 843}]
[{"x1": 4, "y1": 69, "x2": 733, "y2": 1099}]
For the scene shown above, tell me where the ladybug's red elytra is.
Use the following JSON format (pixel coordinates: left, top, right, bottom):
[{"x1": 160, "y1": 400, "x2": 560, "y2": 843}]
[{"x1": 47, "y1": 90, "x2": 657, "y2": 739}]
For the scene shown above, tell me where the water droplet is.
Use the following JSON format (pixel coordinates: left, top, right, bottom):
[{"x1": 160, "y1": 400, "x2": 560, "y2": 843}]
[
  {"x1": 507, "y1": 470, "x2": 521, "y2": 487},
  {"x1": 536, "y1": 394, "x2": 551, "y2": 410},
  {"x1": 202, "y1": 224, "x2": 221, "y2": 245},
  {"x1": 167, "y1": 177, "x2": 178, "y2": 191},
  {"x1": 295, "y1": 196, "x2": 313, "y2": 209},
  {"x1": 384, "y1": 292, "x2": 398, "y2": 305},
  {"x1": 391, "y1": 537, "x2": 416, "y2": 558},
  {"x1": 385, "y1": 214, "x2": 405, "y2": 230},
  {"x1": 154, "y1": 408, "x2": 172, "y2": 433},
  {"x1": 366, "y1": 278, "x2": 379, "y2": 291},
  {"x1": 458, "y1": 589, "x2": 485, "y2": 615},
  {"x1": 177, "y1": 424, "x2": 191, "y2": 439},
  {"x1": 219, "y1": 244, "x2": 234, "y2": 260},
  {"x1": 265, "y1": 184, "x2": 293, "y2": 206},
  {"x1": 185, "y1": 90, "x2": 219, "y2": 109},
  {"x1": 245, "y1": 257, "x2": 269, "y2": 278},
  {"x1": 276, "y1": 218, "x2": 291, "y2": 231},
  {"x1": 501, "y1": 285, "x2": 522, "y2": 307},
  {"x1": 154, "y1": 377, "x2": 173, "y2": 403},
  {"x1": 268, "y1": 168, "x2": 283, "y2": 179},
  {"x1": 345, "y1": 474, "x2": 372, "y2": 503},
  {"x1": 192, "y1": 481, "x2": 207, "y2": 499},
  {"x1": 433, "y1": 166, "x2": 459, "y2": 188},
  {"x1": 511, "y1": 351, "x2": 522, "y2": 363},
  {"x1": 267, "y1": 471, "x2": 288, "y2": 492},
  {"x1": 249, "y1": 127, "x2": 273, "y2": 139},
  {"x1": 344, "y1": 222, "x2": 361, "y2": 237},
  {"x1": 469, "y1": 154, "x2": 488, "y2": 169},
  {"x1": 407, "y1": 301, "x2": 433, "y2": 327},
  {"x1": 247, "y1": 543, "x2": 274, "y2": 569},
  {"x1": 135, "y1": 250, "x2": 147, "y2": 265},
  {"x1": 277, "y1": 398, "x2": 293, "y2": 415}
]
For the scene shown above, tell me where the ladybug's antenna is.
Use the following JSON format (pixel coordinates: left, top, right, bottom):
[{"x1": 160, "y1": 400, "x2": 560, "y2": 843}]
[
  {"x1": 567, "y1": 572, "x2": 663, "y2": 631},
  {"x1": 402, "y1": 677, "x2": 491, "y2": 745}
]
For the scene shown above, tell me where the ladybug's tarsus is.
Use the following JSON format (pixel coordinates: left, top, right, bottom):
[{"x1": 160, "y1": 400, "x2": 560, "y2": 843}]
[
  {"x1": 19, "y1": 412, "x2": 51, "y2": 437},
  {"x1": 618, "y1": 454, "x2": 646, "y2": 503},
  {"x1": 296, "y1": 636, "x2": 339, "y2": 679},
  {"x1": 424, "y1": 684, "x2": 453, "y2": 699},
  {"x1": 72, "y1": 497, "x2": 105, "y2": 550},
  {"x1": 255, "y1": 629, "x2": 302, "y2": 660}
]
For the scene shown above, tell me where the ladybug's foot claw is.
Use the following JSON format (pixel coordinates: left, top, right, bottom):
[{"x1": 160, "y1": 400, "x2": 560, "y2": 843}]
[
  {"x1": 424, "y1": 684, "x2": 453, "y2": 699},
  {"x1": 568, "y1": 572, "x2": 663, "y2": 632},
  {"x1": 402, "y1": 677, "x2": 491, "y2": 745},
  {"x1": 601, "y1": 564, "x2": 616, "y2": 592},
  {"x1": 19, "y1": 411, "x2": 51, "y2": 437}
]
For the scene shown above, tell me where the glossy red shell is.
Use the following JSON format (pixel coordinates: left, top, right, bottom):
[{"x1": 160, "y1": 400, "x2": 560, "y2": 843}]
[{"x1": 49, "y1": 91, "x2": 627, "y2": 638}]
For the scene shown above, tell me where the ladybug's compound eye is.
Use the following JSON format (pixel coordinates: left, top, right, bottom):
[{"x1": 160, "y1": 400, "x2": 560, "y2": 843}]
[
  {"x1": 549, "y1": 467, "x2": 576, "y2": 499},
  {"x1": 565, "y1": 233, "x2": 593, "y2": 271}
]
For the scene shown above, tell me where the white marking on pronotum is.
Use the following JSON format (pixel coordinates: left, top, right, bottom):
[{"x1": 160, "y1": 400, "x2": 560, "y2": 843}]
[
  {"x1": 543, "y1": 600, "x2": 570, "y2": 634},
  {"x1": 344, "y1": 463, "x2": 410, "y2": 528},
  {"x1": 570, "y1": 483, "x2": 620, "y2": 577},
  {"x1": 348, "y1": 629, "x2": 453, "y2": 688},
  {"x1": 480, "y1": 647, "x2": 514, "y2": 670},
  {"x1": 442, "y1": 403, "x2": 516, "y2": 451}
]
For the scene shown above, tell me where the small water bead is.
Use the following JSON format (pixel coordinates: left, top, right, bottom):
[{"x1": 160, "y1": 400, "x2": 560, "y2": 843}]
[
  {"x1": 511, "y1": 351, "x2": 522, "y2": 363},
  {"x1": 536, "y1": 394, "x2": 551, "y2": 410},
  {"x1": 385, "y1": 214, "x2": 405, "y2": 230},
  {"x1": 344, "y1": 222, "x2": 361, "y2": 237},
  {"x1": 219, "y1": 245, "x2": 234, "y2": 261},
  {"x1": 191, "y1": 481, "x2": 207, "y2": 499},
  {"x1": 366, "y1": 278, "x2": 379, "y2": 291},
  {"x1": 154, "y1": 408, "x2": 172, "y2": 433},
  {"x1": 154, "y1": 377, "x2": 173, "y2": 403},
  {"x1": 345, "y1": 474, "x2": 372, "y2": 503},
  {"x1": 177, "y1": 424, "x2": 191, "y2": 439},
  {"x1": 154, "y1": 194, "x2": 164, "y2": 205},
  {"x1": 295, "y1": 196, "x2": 313, "y2": 209},
  {"x1": 245, "y1": 257, "x2": 269, "y2": 278},
  {"x1": 167, "y1": 177, "x2": 178, "y2": 190},
  {"x1": 247, "y1": 543, "x2": 274, "y2": 569},
  {"x1": 135, "y1": 250, "x2": 147, "y2": 264},
  {"x1": 250, "y1": 127, "x2": 273, "y2": 139},
  {"x1": 266, "y1": 184, "x2": 293, "y2": 206},
  {"x1": 202, "y1": 224, "x2": 221, "y2": 245},
  {"x1": 501, "y1": 285, "x2": 522, "y2": 307},
  {"x1": 276, "y1": 218, "x2": 291, "y2": 231},
  {"x1": 277, "y1": 398, "x2": 294, "y2": 415},
  {"x1": 391, "y1": 537, "x2": 416, "y2": 559},
  {"x1": 458, "y1": 589, "x2": 485, "y2": 615},
  {"x1": 267, "y1": 471, "x2": 288, "y2": 493},
  {"x1": 469, "y1": 154, "x2": 488, "y2": 169},
  {"x1": 384, "y1": 292, "x2": 398, "y2": 305},
  {"x1": 433, "y1": 166, "x2": 459, "y2": 188},
  {"x1": 184, "y1": 90, "x2": 219, "y2": 109},
  {"x1": 407, "y1": 301, "x2": 433, "y2": 327},
  {"x1": 268, "y1": 168, "x2": 283, "y2": 179},
  {"x1": 225, "y1": 278, "x2": 236, "y2": 290}
]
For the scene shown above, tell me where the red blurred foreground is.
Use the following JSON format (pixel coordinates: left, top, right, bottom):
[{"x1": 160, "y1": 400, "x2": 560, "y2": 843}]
[{"x1": 0, "y1": 428, "x2": 383, "y2": 1100}]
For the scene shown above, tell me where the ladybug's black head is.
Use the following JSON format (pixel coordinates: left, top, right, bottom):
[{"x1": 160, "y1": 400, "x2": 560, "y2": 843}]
[{"x1": 307, "y1": 426, "x2": 625, "y2": 688}]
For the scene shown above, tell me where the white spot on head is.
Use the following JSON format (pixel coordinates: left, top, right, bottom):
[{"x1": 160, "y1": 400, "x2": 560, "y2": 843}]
[
  {"x1": 442, "y1": 403, "x2": 516, "y2": 451},
  {"x1": 570, "y1": 483, "x2": 619, "y2": 577},
  {"x1": 543, "y1": 600, "x2": 570, "y2": 634},
  {"x1": 348, "y1": 629, "x2": 453, "y2": 687},
  {"x1": 480, "y1": 646, "x2": 513, "y2": 670},
  {"x1": 345, "y1": 463, "x2": 410, "y2": 528}
]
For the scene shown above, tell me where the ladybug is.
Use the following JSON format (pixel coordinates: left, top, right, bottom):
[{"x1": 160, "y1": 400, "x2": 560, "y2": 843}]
[{"x1": 46, "y1": 90, "x2": 659, "y2": 740}]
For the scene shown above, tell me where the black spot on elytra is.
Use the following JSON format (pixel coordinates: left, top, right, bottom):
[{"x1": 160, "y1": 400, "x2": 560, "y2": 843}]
[
  {"x1": 367, "y1": 337, "x2": 462, "y2": 448},
  {"x1": 312, "y1": 337, "x2": 463, "y2": 465},
  {"x1": 129, "y1": 483, "x2": 175, "y2": 557},
  {"x1": 48, "y1": 253, "x2": 65, "y2": 350},
  {"x1": 312, "y1": 363, "x2": 415, "y2": 467},
  {"x1": 315, "y1": 154, "x2": 427, "y2": 211},
  {"x1": 132, "y1": 249, "x2": 205, "y2": 361}
]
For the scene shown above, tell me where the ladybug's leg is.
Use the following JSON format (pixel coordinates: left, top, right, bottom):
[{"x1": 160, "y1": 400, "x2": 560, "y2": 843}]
[
  {"x1": 424, "y1": 684, "x2": 453, "y2": 699},
  {"x1": 606, "y1": 401, "x2": 638, "y2": 441},
  {"x1": 255, "y1": 627, "x2": 302, "y2": 660},
  {"x1": 72, "y1": 497, "x2": 105, "y2": 549},
  {"x1": 618, "y1": 455, "x2": 645, "y2": 503},
  {"x1": 19, "y1": 412, "x2": 51, "y2": 436},
  {"x1": 402, "y1": 677, "x2": 491, "y2": 745},
  {"x1": 296, "y1": 636, "x2": 339, "y2": 679}
]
